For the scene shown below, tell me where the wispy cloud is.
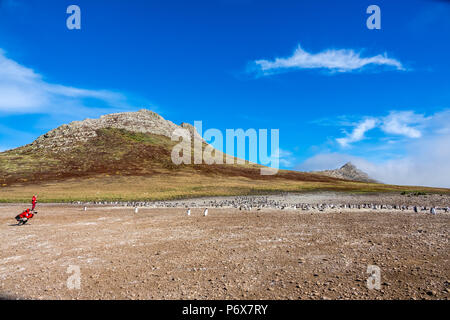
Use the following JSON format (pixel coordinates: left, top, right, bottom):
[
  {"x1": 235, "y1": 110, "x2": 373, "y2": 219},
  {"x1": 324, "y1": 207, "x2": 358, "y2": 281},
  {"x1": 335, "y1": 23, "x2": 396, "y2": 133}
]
[
  {"x1": 381, "y1": 111, "x2": 428, "y2": 138},
  {"x1": 250, "y1": 44, "x2": 405, "y2": 76},
  {"x1": 0, "y1": 49, "x2": 135, "y2": 115},
  {"x1": 336, "y1": 118, "x2": 378, "y2": 147},
  {"x1": 336, "y1": 111, "x2": 430, "y2": 147},
  {"x1": 298, "y1": 109, "x2": 450, "y2": 187},
  {"x1": 297, "y1": 134, "x2": 450, "y2": 188},
  {"x1": 277, "y1": 149, "x2": 296, "y2": 168},
  {"x1": 262, "y1": 148, "x2": 296, "y2": 169}
]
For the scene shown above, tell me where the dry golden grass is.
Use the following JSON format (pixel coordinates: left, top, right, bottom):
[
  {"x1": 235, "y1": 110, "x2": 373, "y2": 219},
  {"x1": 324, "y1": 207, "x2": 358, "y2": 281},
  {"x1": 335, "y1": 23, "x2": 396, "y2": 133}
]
[
  {"x1": 1, "y1": 128, "x2": 448, "y2": 202},
  {"x1": 1, "y1": 171, "x2": 448, "y2": 203}
]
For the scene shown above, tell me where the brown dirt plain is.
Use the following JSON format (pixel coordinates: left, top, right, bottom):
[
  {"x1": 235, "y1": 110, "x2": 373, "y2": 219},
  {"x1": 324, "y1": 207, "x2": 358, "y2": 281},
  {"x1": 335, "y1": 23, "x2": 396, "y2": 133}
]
[{"x1": 0, "y1": 197, "x2": 449, "y2": 300}]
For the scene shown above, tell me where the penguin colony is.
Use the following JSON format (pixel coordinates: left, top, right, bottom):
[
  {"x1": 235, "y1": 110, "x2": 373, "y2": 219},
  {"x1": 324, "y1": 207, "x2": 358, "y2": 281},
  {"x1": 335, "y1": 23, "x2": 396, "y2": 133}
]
[{"x1": 76, "y1": 196, "x2": 449, "y2": 214}]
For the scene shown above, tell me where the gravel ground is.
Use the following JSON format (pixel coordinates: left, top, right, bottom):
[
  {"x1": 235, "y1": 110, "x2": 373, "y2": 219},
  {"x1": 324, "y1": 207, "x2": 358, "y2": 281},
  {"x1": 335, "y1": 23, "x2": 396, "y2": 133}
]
[{"x1": 0, "y1": 193, "x2": 449, "y2": 300}]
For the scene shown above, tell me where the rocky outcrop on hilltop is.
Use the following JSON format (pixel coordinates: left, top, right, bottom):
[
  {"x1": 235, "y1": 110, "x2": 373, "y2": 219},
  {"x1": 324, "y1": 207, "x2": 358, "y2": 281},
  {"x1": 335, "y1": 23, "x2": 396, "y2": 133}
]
[
  {"x1": 314, "y1": 162, "x2": 379, "y2": 183},
  {"x1": 31, "y1": 109, "x2": 199, "y2": 151}
]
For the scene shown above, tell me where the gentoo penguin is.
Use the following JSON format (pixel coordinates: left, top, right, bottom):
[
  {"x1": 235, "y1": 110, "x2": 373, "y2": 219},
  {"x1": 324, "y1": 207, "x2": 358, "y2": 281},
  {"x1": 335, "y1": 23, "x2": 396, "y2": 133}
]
[
  {"x1": 187, "y1": 209, "x2": 191, "y2": 216},
  {"x1": 203, "y1": 208, "x2": 208, "y2": 216}
]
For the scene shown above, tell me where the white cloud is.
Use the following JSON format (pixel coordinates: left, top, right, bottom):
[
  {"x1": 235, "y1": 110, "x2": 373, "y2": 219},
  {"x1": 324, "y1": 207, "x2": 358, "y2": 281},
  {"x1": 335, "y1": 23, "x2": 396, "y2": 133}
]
[
  {"x1": 0, "y1": 49, "x2": 132, "y2": 114},
  {"x1": 336, "y1": 118, "x2": 378, "y2": 147},
  {"x1": 381, "y1": 111, "x2": 428, "y2": 138},
  {"x1": 252, "y1": 44, "x2": 404, "y2": 75},
  {"x1": 263, "y1": 148, "x2": 296, "y2": 168},
  {"x1": 335, "y1": 111, "x2": 431, "y2": 147},
  {"x1": 278, "y1": 149, "x2": 296, "y2": 167},
  {"x1": 297, "y1": 135, "x2": 450, "y2": 188},
  {"x1": 298, "y1": 110, "x2": 450, "y2": 188}
]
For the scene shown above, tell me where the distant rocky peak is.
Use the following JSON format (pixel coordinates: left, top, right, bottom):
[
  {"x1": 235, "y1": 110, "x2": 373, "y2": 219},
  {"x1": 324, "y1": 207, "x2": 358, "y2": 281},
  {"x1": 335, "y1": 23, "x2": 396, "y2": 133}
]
[
  {"x1": 340, "y1": 162, "x2": 356, "y2": 170},
  {"x1": 313, "y1": 161, "x2": 379, "y2": 183}
]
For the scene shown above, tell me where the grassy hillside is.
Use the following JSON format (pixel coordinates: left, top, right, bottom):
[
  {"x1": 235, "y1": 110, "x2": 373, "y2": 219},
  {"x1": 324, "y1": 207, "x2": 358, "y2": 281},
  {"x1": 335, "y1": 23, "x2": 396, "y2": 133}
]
[
  {"x1": 0, "y1": 128, "x2": 183, "y2": 185},
  {"x1": 1, "y1": 172, "x2": 448, "y2": 203},
  {"x1": 0, "y1": 128, "x2": 448, "y2": 202}
]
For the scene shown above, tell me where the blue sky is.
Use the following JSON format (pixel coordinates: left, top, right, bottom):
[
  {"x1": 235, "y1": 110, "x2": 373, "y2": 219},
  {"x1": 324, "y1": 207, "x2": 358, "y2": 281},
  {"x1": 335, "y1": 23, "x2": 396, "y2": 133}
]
[{"x1": 0, "y1": 0, "x2": 449, "y2": 187}]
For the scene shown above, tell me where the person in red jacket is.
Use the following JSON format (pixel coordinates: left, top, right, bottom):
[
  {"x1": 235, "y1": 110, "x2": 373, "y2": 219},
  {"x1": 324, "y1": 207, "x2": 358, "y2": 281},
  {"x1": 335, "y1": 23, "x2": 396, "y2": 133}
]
[
  {"x1": 24, "y1": 209, "x2": 34, "y2": 219},
  {"x1": 16, "y1": 208, "x2": 34, "y2": 224},
  {"x1": 31, "y1": 195, "x2": 37, "y2": 211}
]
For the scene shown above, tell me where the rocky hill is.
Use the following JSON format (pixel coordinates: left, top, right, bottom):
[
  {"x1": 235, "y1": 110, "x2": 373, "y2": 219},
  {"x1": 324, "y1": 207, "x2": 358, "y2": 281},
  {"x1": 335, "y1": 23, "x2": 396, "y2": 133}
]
[
  {"x1": 30, "y1": 109, "x2": 201, "y2": 152},
  {"x1": 0, "y1": 109, "x2": 343, "y2": 187},
  {"x1": 313, "y1": 162, "x2": 378, "y2": 183},
  {"x1": 1, "y1": 110, "x2": 447, "y2": 202}
]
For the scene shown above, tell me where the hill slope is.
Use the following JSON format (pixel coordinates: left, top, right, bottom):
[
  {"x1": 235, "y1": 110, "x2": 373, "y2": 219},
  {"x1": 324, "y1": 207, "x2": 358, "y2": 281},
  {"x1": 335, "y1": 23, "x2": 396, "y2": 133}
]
[{"x1": 0, "y1": 110, "x2": 448, "y2": 202}]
